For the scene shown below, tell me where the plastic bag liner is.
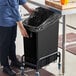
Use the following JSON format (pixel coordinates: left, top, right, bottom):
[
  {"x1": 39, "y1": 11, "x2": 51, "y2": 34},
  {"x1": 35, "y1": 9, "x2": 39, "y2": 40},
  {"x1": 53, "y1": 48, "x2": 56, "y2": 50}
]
[{"x1": 23, "y1": 7, "x2": 61, "y2": 32}]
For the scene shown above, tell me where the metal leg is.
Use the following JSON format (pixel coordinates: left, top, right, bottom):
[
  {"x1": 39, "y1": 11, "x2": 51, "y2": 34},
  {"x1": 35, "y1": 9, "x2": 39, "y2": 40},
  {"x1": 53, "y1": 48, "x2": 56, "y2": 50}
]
[
  {"x1": 20, "y1": 66, "x2": 25, "y2": 76},
  {"x1": 20, "y1": 55, "x2": 28, "y2": 76},
  {"x1": 58, "y1": 52, "x2": 61, "y2": 70},
  {"x1": 62, "y1": 15, "x2": 66, "y2": 75},
  {"x1": 35, "y1": 70, "x2": 40, "y2": 76}
]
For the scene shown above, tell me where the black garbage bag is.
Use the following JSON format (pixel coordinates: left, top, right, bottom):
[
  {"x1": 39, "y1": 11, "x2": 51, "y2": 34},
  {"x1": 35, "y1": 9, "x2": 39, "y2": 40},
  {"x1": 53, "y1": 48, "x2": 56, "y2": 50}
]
[
  {"x1": 23, "y1": 7, "x2": 61, "y2": 32},
  {"x1": 28, "y1": 7, "x2": 54, "y2": 27}
]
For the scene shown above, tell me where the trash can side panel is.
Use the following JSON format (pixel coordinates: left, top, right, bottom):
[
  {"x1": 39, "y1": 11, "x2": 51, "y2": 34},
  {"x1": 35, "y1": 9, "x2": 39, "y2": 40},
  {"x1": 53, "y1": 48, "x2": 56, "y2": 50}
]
[
  {"x1": 23, "y1": 28, "x2": 38, "y2": 65},
  {"x1": 37, "y1": 21, "x2": 59, "y2": 68},
  {"x1": 37, "y1": 21, "x2": 59, "y2": 59}
]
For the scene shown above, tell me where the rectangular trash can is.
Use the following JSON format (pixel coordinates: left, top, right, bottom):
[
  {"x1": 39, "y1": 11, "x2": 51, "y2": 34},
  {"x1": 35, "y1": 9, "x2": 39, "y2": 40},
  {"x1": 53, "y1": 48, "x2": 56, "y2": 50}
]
[{"x1": 23, "y1": 7, "x2": 61, "y2": 69}]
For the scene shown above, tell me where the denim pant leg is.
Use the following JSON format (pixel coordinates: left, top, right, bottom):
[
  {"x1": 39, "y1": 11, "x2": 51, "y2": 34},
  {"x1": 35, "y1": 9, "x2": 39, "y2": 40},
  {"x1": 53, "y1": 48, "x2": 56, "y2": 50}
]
[
  {"x1": 0, "y1": 26, "x2": 12, "y2": 67},
  {"x1": 9, "y1": 25, "x2": 17, "y2": 62}
]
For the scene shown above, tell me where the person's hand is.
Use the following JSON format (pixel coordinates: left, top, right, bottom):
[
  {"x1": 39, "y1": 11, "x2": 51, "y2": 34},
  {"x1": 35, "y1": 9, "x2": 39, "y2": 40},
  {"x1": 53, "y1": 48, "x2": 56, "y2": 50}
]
[
  {"x1": 23, "y1": 3, "x2": 35, "y2": 14},
  {"x1": 28, "y1": 8, "x2": 35, "y2": 14},
  {"x1": 20, "y1": 26, "x2": 29, "y2": 38},
  {"x1": 17, "y1": 21, "x2": 29, "y2": 38}
]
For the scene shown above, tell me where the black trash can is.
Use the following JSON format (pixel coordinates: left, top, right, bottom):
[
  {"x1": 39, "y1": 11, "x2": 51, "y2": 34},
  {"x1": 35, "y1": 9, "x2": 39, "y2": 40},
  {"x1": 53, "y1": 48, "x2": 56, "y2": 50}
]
[{"x1": 23, "y1": 7, "x2": 61, "y2": 70}]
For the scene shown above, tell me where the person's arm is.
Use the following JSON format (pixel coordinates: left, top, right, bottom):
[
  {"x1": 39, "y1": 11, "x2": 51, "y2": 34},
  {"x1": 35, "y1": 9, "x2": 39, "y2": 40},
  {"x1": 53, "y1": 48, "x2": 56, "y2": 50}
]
[
  {"x1": 17, "y1": 21, "x2": 29, "y2": 37},
  {"x1": 19, "y1": 0, "x2": 34, "y2": 14},
  {"x1": 22, "y1": 3, "x2": 34, "y2": 14},
  {"x1": 7, "y1": 0, "x2": 29, "y2": 37},
  {"x1": 18, "y1": 0, "x2": 34, "y2": 37},
  {"x1": 13, "y1": 8, "x2": 29, "y2": 37}
]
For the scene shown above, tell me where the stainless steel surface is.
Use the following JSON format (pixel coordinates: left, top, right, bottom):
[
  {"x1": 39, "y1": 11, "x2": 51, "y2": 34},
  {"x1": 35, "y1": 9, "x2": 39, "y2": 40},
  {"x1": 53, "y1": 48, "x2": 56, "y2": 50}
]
[{"x1": 27, "y1": 0, "x2": 49, "y2": 9}]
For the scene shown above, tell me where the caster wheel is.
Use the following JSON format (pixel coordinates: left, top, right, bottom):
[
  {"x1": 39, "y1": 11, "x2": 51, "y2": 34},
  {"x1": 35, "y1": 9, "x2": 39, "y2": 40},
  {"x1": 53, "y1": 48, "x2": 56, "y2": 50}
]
[
  {"x1": 58, "y1": 63, "x2": 61, "y2": 70},
  {"x1": 35, "y1": 72, "x2": 40, "y2": 76}
]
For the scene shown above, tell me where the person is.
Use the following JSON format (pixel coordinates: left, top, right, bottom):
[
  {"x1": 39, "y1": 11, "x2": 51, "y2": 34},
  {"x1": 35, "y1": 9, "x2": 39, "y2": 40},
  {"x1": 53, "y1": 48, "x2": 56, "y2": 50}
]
[{"x1": 0, "y1": 0, "x2": 34, "y2": 76}]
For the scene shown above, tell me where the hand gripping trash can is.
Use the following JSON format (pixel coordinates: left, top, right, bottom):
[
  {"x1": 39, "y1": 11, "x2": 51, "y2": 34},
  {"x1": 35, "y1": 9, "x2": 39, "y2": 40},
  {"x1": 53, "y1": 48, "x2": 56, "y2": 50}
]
[{"x1": 22, "y1": 7, "x2": 61, "y2": 73}]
